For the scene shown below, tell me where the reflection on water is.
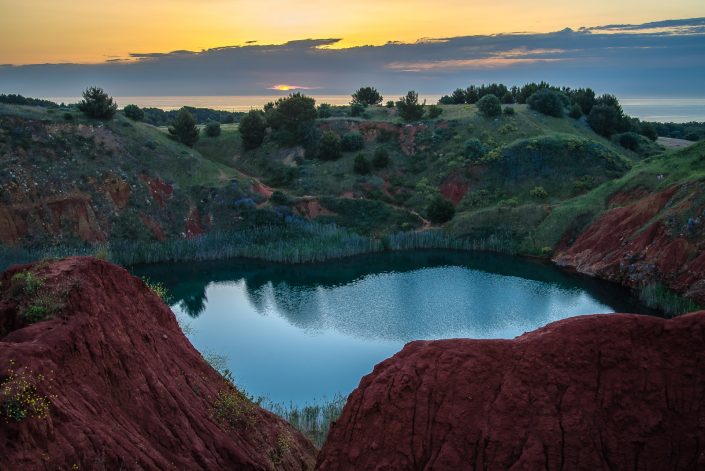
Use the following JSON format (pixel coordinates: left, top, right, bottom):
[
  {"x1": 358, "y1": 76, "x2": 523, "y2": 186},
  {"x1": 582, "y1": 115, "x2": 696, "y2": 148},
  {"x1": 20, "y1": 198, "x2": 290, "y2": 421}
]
[{"x1": 133, "y1": 250, "x2": 657, "y2": 405}]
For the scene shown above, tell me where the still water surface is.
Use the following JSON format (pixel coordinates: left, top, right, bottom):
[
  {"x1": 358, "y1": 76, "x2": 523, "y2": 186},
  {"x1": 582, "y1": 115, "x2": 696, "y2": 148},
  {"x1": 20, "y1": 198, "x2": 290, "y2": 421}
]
[{"x1": 133, "y1": 250, "x2": 656, "y2": 406}]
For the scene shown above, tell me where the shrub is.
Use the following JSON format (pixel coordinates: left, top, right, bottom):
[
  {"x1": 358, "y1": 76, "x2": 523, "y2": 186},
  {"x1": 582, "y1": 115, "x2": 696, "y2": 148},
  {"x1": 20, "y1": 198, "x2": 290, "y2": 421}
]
[
  {"x1": 476, "y1": 95, "x2": 501, "y2": 118},
  {"x1": 588, "y1": 103, "x2": 623, "y2": 137},
  {"x1": 530, "y1": 186, "x2": 549, "y2": 199},
  {"x1": 341, "y1": 132, "x2": 364, "y2": 152},
  {"x1": 141, "y1": 277, "x2": 170, "y2": 302},
  {"x1": 267, "y1": 93, "x2": 317, "y2": 145},
  {"x1": 616, "y1": 132, "x2": 642, "y2": 151},
  {"x1": 318, "y1": 131, "x2": 342, "y2": 160},
  {"x1": 351, "y1": 86, "x2": 383, "y2": 106},
  {"x1": 568, "y1": 103, "x2": 583, "y2": 119},
  {"x1": 385, "y1": 100, "x2": 395, "y2": 108},
  {"x1": 213, "y1": 388, "x2": 258, "y2": 428},
  {"x1": 77, "y1": 86, "x2": 117, "y2": 120},
  {"x1": 427, "y1": 197, "x2": 455, "y2": 224},
  {"x1": 63, "y1": 112, "x2": 74, "y2": 121},
  {"x1": 501, "y1": 91, "x2": 515, "y2": 104},
  {"x1": 503, "y1": 107, "x2": 515, "y2": 116},
  {"x1": 463, "y1": 138, "x2": 487, "y2": 160},
  {"x1": 204, "y1": 121, "x2": 221, "y2": 137},
  {"x1": 427, "y1": 105, "x2": 443, "y2": 119},
  {"x1": 372, "y1": 148, "x2": 390, "y2": 169},
  {"x1": 123, "y1": 104, "x2": 144, "y2": 121},
  {"x1": 353, "y1": 154, "x2": 371, "y2": 174},
  {"x1": 269, "y1": 190, "x2": 289, "y2": 205},
  {"x1": 350, "y1": 103, "x2": 365, "y2": 117},
  {"x1": 396, "y1": 91, "x2": 425, "y2": 122},
  {"x1": 527, "y1": 89, "x2": 567, "y2": 117},
  {"x1": 318, "y1": 103, "x2": 333, "y2": 118},
  {"x1": 168, "y1": 109, "x2": 199, "y2": 147},
  {"x1": 1, "y1": 361, "x2": 52, "y2": 423},
  {"x1": 239, "y1": 110, "x2": 267, "y2": 149}
]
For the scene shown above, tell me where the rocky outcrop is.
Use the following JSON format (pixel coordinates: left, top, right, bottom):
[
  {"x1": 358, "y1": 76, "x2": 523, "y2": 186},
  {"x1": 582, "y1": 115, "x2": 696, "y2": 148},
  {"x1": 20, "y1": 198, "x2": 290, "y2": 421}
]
[
  {"x1": 554, "y1": 185, "x2": 705, "y2": 304},
  {"x1": 0, "y1": 257, "x2": 316, "y2": 470},
  {"x1": 317, "y1": 312, "x2": 705, "y2": 470}
]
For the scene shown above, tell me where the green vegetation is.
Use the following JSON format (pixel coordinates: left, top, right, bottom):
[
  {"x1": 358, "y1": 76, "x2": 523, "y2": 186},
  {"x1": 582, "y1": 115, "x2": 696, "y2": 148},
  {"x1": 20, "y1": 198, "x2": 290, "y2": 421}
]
[
  {"x1": 372, "y1": 147, "x2": 390, "y2": 169},
  {"x1": 341, "y1": 132, "x2": 364, "y2": 152},
  {"x1": 123, "y1": 104, "x2": 144, "y2": 121},
  {"x1": 639, "y1": 283, "x2": 702, "y2": 317},
  {"x1": 204, "y1": 121, "x2": 221, "y2": 137},
  {"x1": 141, "y1": 277, "x2": 171, "y2": 303},
  {"x1": 319, "y1": 131, "x2": 342, "y2": 160},
  {"x1": 213, "y1": 388, "x2": 258, "y2": 428},
  {"x1": 351, "y1": 86, "x2": 383, "y2": 106},
  {"x1": 240, "y1": 110, "x2": 267, "y2": 149},
  {"x1": 427, "y1": 197, "x2": 455, "y2": 224},
  {"x1": 427, "y1": 104, "x2": 443, "y2": 119},
  {"x1": 353, "y1": 154, "x2": 371, "y2": 175},
  {"x1": 265, "y1": 396, "x2": 345, "y2": 448},
  {"x1": 477, "y1": 94, "x2": 501, "y2": 118},
  {"x1": 77, "y1": 86, "x2": 117, "y2": 120},
  {"x1": 1, "y1": 361, "x2": 53, "y2": 423},
  {"x1": 527, "y1": 89, "x2": 568, "y2": 117},
  {"x1": 168, "y1": 109, "x2": 200, "y2": 147},
  {"x1": 9, "y1": 271, "x2": 65, "y2": 323},
  {"x1": 266, "y1": 93, "x2": 318, "y2": 146},
  {"x1": 396, "y1": 91, "x2": 425, "y2": 122}
]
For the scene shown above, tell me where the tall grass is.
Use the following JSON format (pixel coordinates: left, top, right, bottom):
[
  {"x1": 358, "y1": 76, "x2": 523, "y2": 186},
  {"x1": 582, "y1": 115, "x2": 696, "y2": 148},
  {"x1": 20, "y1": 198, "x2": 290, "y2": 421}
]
[
  {"x1": 263, "y1": 396, "x2": 346, "y2": 449},
  {"x1": 638, "y1": 283, "x2": 702, "y2": 317},
  {"x1": 387, "y1": 229, "x2": 528, "y2": 255}
]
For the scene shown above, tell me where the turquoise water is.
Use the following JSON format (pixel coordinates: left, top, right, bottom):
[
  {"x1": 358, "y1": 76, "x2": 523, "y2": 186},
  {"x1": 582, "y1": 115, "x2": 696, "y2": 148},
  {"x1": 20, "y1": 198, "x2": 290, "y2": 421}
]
[{"x1": 133, "y1": 250, "x2": 656, "y2": 406}]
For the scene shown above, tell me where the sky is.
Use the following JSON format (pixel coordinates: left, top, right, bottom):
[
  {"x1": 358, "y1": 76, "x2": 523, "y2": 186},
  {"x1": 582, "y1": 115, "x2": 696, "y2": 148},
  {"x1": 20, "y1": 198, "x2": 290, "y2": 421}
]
[{"x1": 0, "y1": 1, "x2": 704, "y2": 97}]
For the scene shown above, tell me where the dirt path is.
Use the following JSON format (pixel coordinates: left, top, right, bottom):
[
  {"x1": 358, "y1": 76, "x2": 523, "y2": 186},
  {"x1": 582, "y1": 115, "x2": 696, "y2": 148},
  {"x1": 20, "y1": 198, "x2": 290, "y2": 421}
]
[{"x1": 657, "y1": 137, "x2": 696, "y2": 149}]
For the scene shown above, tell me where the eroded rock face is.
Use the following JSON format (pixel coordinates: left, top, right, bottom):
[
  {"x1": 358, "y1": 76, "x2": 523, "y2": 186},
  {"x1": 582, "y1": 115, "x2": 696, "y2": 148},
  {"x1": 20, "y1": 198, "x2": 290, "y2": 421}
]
[
  {"x1": 0, "y1": 257, "x2": 316, "y2": 470},
  {"x1": 554, "y1": 185, "x2": 705, "y2": 305},
  {"x1": 317, "y1": 312, "x2": 705, "y2": 470}
]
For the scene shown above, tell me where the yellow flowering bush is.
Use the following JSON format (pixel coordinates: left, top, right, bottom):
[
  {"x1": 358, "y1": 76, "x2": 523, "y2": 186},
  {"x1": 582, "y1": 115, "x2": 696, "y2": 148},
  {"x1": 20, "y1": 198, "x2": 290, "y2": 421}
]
[{"x1": 1, "y1": 361, "x2": 53, "y2": 422}]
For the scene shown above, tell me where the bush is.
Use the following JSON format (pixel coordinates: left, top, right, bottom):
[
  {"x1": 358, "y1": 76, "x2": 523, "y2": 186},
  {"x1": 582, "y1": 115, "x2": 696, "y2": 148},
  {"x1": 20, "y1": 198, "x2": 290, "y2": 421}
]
[
  {"x1": 351, "y1": 86, "x2": 383, "y2": 106},
  {"x1": 77, "y1": 86, "x2": 117, "y2": 120},
  {"x1": 267, "y1": 93, "x2": 317, "y2": 145},
  {"x1": 168, "y1": 109, "x2": 199, "y2": 147},
  {"x1": 476, "y1": 95, "x2": 501, "y2": 118},
  {"x1": 527, "y1": 89, "x2": 567, "y2": 117},
  {"x1": 396, "y1": 91, "x2": 425, "y2": 122},
  {"x1": 204, "y1": 121, "x2": 221, "y2": 137},
  {"x1": 427, "y1": 105, "x2": 443, "y2": 119},
  {"x1": 588, "y1": 103, "x2": 623, "y2": 137},
  {"x1": 372, "y1": 148, "x2": 390, "y2": 169},
  {"x1": 353, "y1": 154, "x2": 371, "y2": 174},
  {"x1": 350, "y1": 103, "x2": 365, "y2": 117},
  {"x1": 318, "y1": 131, "x2": 342, "y2": 160},
  {"x1": 1, "y1": 362, "x2": 52, "y2": 423},
  {"x1": 63, "y1": 112, "x2": 74, "y2": 121},
  {"x1": 385, "y1": 101, "x2": 395, "y2": 108},
  {"x1": 463, "y1": 138, "x2": 487, "y2": 160},
  {"x1": 239, "y1": 110, "x2": 267, "y2": 149},
  {"x1": 123, "y1": 104, "x2": 144, "y2": 121},
  {"x1": 341, "y1": 132, "x2": 364, "y2": 151},
  {"x1": 615, "y1": 132, "x2": 642, "y2": 151},
  {"x1": 530, "y1": 186, "x2": 549, "y2": 199},
  {"x1": 503, "y1": 107, "x2": 515, "y2": 116},
  {"x1": 568, "y1": 103, "x2": 583, "y2": 119},
  {"x1": 318, "y1": 103, "x2": 333, "y2": 118},
  {"x1": 270, "y1": 190, "x2": 289, "y2": 205},
  {"x1": 501, "y1": 92, "x2": 515, "y2": 104},
  {"x1": 427, "y1": 197, "x2": 455, "y2": 224}
]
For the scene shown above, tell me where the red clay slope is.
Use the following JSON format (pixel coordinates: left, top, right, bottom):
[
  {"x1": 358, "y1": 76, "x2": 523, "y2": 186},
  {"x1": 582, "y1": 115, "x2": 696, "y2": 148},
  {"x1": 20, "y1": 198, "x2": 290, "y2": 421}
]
[
  {"x1": 0, "y1": 257, "x2": 316, "y2": 470},
  {"x1": 317, "y1": 312, "x2": 705, "y2": 470}
]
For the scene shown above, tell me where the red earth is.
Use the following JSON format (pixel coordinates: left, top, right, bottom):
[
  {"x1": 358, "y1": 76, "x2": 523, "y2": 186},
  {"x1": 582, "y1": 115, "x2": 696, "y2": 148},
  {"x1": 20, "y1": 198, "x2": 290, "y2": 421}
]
[
  {"x1": 317, "y1": 312, "x2": 705, "y2": 470},
  {"x1": 0, "y1": 257, "x2": 316, "y2": 470}
]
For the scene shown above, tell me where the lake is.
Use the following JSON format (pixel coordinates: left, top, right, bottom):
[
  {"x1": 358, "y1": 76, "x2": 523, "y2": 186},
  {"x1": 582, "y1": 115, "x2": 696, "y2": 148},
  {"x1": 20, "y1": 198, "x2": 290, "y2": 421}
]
[
  {"x1": 132, "y1": 250, "x2": 657, "y2": 407},
  {"x1": 45, "y1": 95, "x2": 705, "y2": 123}
]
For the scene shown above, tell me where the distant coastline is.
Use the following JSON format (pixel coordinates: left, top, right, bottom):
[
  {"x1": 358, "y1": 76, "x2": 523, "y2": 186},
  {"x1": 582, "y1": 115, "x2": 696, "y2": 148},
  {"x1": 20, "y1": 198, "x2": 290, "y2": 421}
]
[{"x1": 41, "y1": 95, "x2": 705, "y2": 123}]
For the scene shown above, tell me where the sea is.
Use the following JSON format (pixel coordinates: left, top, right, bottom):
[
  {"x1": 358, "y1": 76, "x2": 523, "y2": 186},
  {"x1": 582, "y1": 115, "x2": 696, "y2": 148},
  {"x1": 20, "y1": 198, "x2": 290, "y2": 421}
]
[{"x1": 44, "y1": 95, "x2": 705, "y2": 123}]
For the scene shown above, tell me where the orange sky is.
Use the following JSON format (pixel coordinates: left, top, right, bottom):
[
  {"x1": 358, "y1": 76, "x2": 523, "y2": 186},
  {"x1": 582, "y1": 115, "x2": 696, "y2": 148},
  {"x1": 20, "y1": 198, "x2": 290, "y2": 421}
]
[{"x1": 1, "y1": 0, "x2": 703, "y2": 64}]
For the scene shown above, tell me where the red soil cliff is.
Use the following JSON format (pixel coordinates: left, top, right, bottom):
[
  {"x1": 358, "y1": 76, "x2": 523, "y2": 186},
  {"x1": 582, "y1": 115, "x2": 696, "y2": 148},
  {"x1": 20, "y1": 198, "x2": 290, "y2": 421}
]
[
  {"x1": 0, "y1": 257, "x2": 316, "y2": 470},
  {"x1": 317, "y1": 312, "x2": 705, "y2": 470}
]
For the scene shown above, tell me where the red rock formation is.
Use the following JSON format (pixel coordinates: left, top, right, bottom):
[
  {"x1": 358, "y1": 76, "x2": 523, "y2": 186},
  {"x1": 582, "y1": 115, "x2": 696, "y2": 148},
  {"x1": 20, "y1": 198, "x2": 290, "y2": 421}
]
[
  {"x1": 0, "y1": 258, "x2": 316, "y2": 470},
  {"x1": 317, "y1": 312, "x2": 705, "y2": 470},
  {"x1": 292, "y1": 198, "x2": 336, "y2": 219},
  {"x1": 140, "y1": 175, "x2": 174, "y2": 208},
  {"x1": 440, "y1": 174, "x2": 470, "y2": 204},
  {"x1": 554, "y1": 186, "x2": 705, "y2": 304}
]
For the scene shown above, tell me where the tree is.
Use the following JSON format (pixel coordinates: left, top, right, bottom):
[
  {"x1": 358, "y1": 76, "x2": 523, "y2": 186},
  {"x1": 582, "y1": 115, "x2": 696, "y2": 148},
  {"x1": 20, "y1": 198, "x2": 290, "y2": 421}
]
[
  {"x1": 168, "y1": 109, "x2": 199, "y2": 147},
  {"x1": 342, "y1": 132, "x2": 365, "y2": 151},
  {"x1": 568, "y1": 103, "x2": 583, "y2": 119},
  {"x1": 318, "y1": 103, "x2": 333, "y2": 118},
  {"x1": 427, "y1": 196, "x2": 455, "y2": 224},
  {"x1": 239, "y1": 109, "x2": 267, "y2": 149},
  {"x1": 463, "y1": 139, "x2": 486, "y2": 161},
  {"x1": 588, "y1": 104, "x2": 623, "y2": 137},
  {"x1": 427, "y1": 105, "x2": 443, "y2": 119},
  {"x1": 204, "y1": 121, "x2": 221, "y2": 137},
  {"x1": 318, "y1": 131, "x2": 342, "y2": 160},
  {"x1": 451, "y1": 88, "x2": 467, "y2": 104},
  {"x1": 123, "y1": 104, "x2": 144, "y2": 121},
  {"x1": 396, "y1": 91, "x2": 425, "y2": 122},
  {"x1": 527, "y1": 89, "x2": 568, "y2": 117},
  {"x1": 569, "y1": 88, "x2": 596, "y2": 115},
  {"x1": 372, "y1": 148, "x2": 390, "y2": 169},
  {"x1": 351, "y1": 86, "x2": 383, "y2": 106},
  {"x1": 353, "y1": 154, "x2": 371, "y2": 174},
  {"x1": 476, "y1": 94, "x2": 501, "y2": 118},
  {"x1": 501, "y1": 92, "x2": 515, "y2": 104},
  {"x1": 268, "y1": 93, "x2": 317, "y2": 145},
  {"x1": 77, "y1": 86, "x2": 117, "y2": 120}
]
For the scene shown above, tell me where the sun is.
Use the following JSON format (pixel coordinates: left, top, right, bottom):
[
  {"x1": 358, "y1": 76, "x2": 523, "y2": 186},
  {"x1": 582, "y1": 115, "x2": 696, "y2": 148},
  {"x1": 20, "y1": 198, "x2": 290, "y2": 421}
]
[{"x1": 269, "y1": 84, "x2": 315, "y2": 91}]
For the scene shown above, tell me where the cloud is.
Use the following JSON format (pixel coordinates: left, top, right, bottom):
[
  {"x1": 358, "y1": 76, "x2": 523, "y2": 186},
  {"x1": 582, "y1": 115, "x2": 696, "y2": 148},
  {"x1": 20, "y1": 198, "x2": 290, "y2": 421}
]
[{"x1": 0, "y1": 18, "x2": 703, "y2": 97}]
